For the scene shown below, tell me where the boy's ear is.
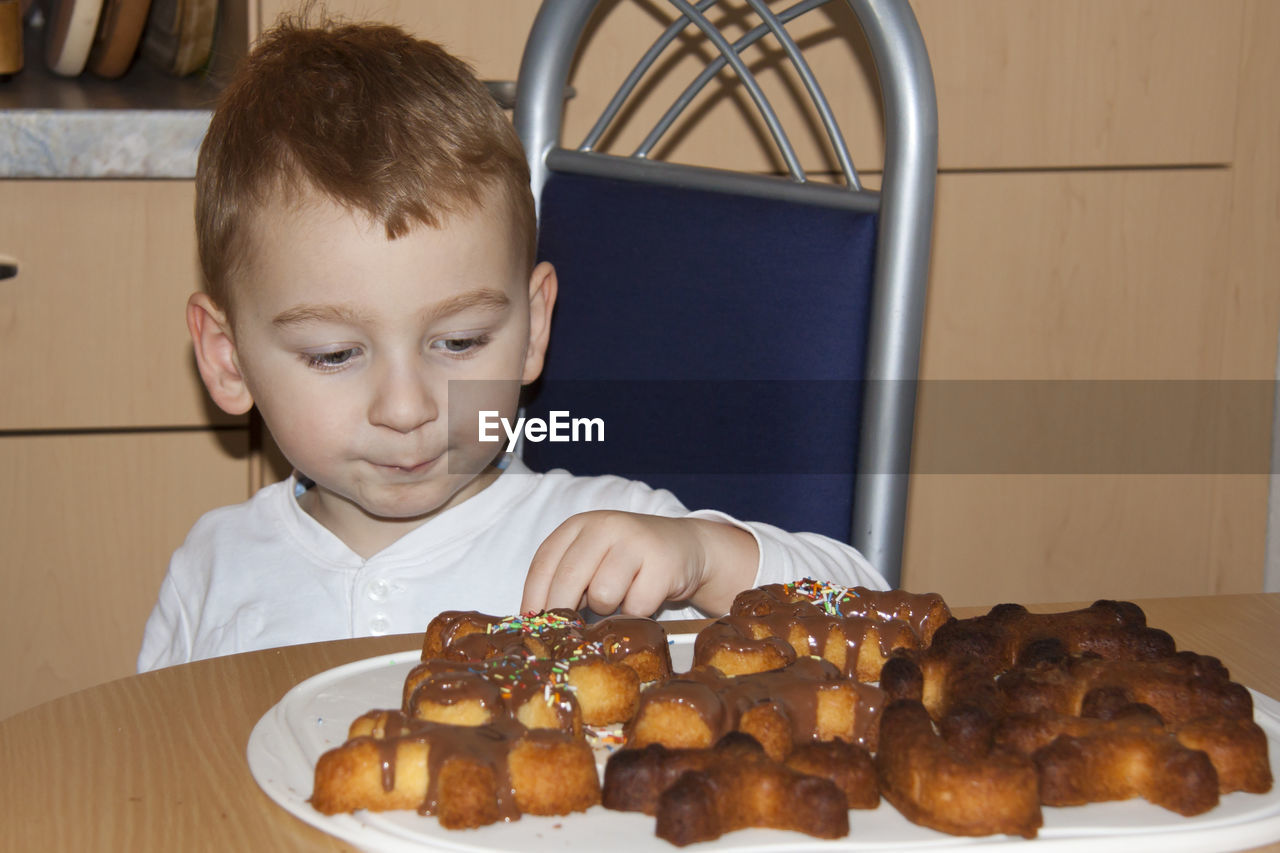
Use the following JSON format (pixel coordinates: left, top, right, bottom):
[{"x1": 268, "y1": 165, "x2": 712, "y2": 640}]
[
  {"x1": 521, "y1": 261, "x2": 558, "y2": 384},
  {"x1": 187, "y1": 293, "x2": 255, "y2": 415}
]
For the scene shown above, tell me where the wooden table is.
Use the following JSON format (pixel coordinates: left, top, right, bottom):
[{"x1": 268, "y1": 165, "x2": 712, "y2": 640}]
[{"x1": 2, "y1": 595, "x2": 1278, "y2": 851}]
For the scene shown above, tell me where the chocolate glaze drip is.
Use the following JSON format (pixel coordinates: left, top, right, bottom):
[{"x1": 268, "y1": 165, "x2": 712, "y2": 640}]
[
  {"x1": 696, "y1": 584, "x2": 949, "y2": 679},
  {"x1": 434, "y1": 611, "x2": 506, "y2": 659},
  {"x1": 583, "y1": 615, "x2": 672, "y2": 676},
  {"x1": 403, "y1": 653, "x2": 579, "y2": 731},
  {"x1": 448, "y1": 631, "x2": 523, "y2": 661},
  {"x1": 363, "y1": 710, "x2": 529, "y2": 820},
  {"x1": 629, "y1": 658, "x2": 885, "y2": 750},
  {"x1": 738, "y1": 584, "x2": 947, "y2": 638},
  {"x1": 426, "y1": 609, "x2": 673, "y2": 680},
  {"x1": 420, "y1": 722, "x2": 521, "y2": 819},
  {"x1": 694, "y1": 620, "x2": 798, "y2": 666}
]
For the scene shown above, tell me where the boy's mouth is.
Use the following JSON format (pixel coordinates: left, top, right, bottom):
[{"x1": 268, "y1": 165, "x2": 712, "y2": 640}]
[{"x1": 374, "y1": 455, "x2": 442, "y2": 475}]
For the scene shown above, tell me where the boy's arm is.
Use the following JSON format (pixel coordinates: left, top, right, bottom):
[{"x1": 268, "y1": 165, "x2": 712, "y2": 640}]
[
  {"x1": 521, "y1": 509, "x2": 887, "y2": 619},
  {"x1": 708, "y1": 514, "x2": 888, "y2": 593}
]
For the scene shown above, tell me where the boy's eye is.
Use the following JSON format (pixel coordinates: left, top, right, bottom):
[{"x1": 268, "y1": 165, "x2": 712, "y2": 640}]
[
  {"x1": 302, "y1": 348, "x2": 360, "y2": 371},
  {"x1": 433, "y1": 334, "x2": 490, "y2": 356}
]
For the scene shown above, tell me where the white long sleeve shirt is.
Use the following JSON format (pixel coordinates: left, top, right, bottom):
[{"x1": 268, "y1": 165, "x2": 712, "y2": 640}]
[{"x1": 138, "y1": 457, "x2": 886, "y2": 671}]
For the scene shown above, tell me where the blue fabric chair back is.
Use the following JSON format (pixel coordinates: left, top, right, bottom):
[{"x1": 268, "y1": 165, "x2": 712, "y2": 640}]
[{"x1": 521, "y1": 170, "x2": 878, "y2": 542}]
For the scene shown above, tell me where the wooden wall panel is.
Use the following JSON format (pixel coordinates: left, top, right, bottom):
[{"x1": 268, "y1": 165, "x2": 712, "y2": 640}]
[
  {"x1": 919, "y1": 169, "x2": 1234, "y2": 380},
  {"x1": 0, "y1": 181, "x2": 239, "y2": 431},
  {"x1": 256, "y1": 0, "x2": 534, "y2": 80},
  {"x1": 901, "y1": 475, "x2": 1265, "y2": 607},
  {"x1": 1220, "y1": 0, "x2": 1280, "y2": 380},
  {"x1": 901, "y1": 168, "x2": 1266, "y2": 604},
  {"x1": 0, "y1": 431, "x2": 249, "y2": 721},
  {"x1": 916, "y1": 0, "x2": 1244, "y2": 169},
  {"x1": 256, "y1": 0, "x2": 879, "y2": 175},
  {"x1": 265, "y1": 1, "x2": 1244, "y2": 173},
  {"x1": 1222, "y1": 0, "x2": 1280, "y2": 594}
]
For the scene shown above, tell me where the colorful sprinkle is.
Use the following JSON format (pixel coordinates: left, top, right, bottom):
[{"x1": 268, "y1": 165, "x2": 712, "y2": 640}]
[
  {"x1": 783, "y1": 577, "x2": 860, "y2": 616},
  {"x1": 488, "y1": 610, "x2": 583, "y2": 636}
]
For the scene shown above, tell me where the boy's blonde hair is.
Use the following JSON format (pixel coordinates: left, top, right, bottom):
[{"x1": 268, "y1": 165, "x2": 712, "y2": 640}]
[{"x1": 196, "y1": 18, "x2": 537, "y2": 312}]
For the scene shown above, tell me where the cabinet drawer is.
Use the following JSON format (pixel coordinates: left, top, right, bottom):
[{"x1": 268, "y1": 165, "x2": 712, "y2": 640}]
[
  {"x1": 0, "y1": 181, "x2": 237, "y2": 430},
  {"x1": 0, "y1": 429, "x2": 249, "y2": 719}
]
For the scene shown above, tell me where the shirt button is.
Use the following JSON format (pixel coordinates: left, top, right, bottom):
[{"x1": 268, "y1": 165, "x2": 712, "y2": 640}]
[
  {"x1": 368, "y1": 579, "x2": 390, "y2": 602},
  {"x1": 369, "y1": 615, "x2": 390, "y2": 635}
]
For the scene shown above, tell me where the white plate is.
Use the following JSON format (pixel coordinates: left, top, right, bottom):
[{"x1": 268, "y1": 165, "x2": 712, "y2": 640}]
[{"x1": 248, "y1": 635, "x2": 1280, "y2": 852}]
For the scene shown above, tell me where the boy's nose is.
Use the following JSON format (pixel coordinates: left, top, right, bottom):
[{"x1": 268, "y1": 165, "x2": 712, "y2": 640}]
[{"x1": 368, "y1": 361, "x2": 439, "y2": 433}]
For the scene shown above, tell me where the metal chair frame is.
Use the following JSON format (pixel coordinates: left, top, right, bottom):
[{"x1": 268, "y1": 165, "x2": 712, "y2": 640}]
[{"x1": 514, "y1": 0, "x2": 938, "y2": 587}]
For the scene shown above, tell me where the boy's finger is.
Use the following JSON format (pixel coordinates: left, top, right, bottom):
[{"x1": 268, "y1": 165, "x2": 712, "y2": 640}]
[
  {"x1": 543, "y1": 530, "x2": 614, "y2": 611},
  {"x1": 618, "y1": 560, "x2": 669, "y2": 617},
  {"x1": 521, "y1": 521, "x2": 579, "y2": 612},
  {"x1": 583, "y1": 549, "x2": 642, "y2": 615}
]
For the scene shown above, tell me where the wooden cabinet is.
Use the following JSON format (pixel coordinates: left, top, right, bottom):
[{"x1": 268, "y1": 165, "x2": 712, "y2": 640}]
[
  {"x1": 0, "y1": 431, "x2": 248, "y2": 721},
  {"x1": 0, "y1": 181, "x2": 239, "y2": 430},
  {"x1": 0, "y1": 178, "x2": 251, "y2": 718}
]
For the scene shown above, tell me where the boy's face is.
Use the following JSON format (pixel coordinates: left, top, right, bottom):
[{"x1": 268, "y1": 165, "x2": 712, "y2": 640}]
[{"x1": 198, "y1": 189, "x2": 553, "y2": 554}]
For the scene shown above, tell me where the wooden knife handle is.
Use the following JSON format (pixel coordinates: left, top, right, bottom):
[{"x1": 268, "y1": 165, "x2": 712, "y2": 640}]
[{"x1": 0, "y1": 0, "x2": 22, "y2": 76}]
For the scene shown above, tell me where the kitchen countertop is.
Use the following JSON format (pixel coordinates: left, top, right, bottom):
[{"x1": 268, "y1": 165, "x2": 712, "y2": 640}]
[
  {"x1": 0, "y1": 107, "x2": 212, "y2": 177},
  {"x1": 0, "y1": 25, "x2": 218, "y2": 178},
  {"x1": 0, "y1": 24, "x2": 520, "y2": 180}
]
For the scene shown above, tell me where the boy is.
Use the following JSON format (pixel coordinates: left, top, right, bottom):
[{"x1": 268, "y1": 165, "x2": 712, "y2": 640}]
[{"x1": 137, "y1": 19, "x2": 885, "y2": 671}]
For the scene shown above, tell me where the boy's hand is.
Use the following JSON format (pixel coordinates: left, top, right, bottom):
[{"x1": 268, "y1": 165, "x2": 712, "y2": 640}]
[{"x1": 521, "y1": 511, "x2": 758, "y2": 617}]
